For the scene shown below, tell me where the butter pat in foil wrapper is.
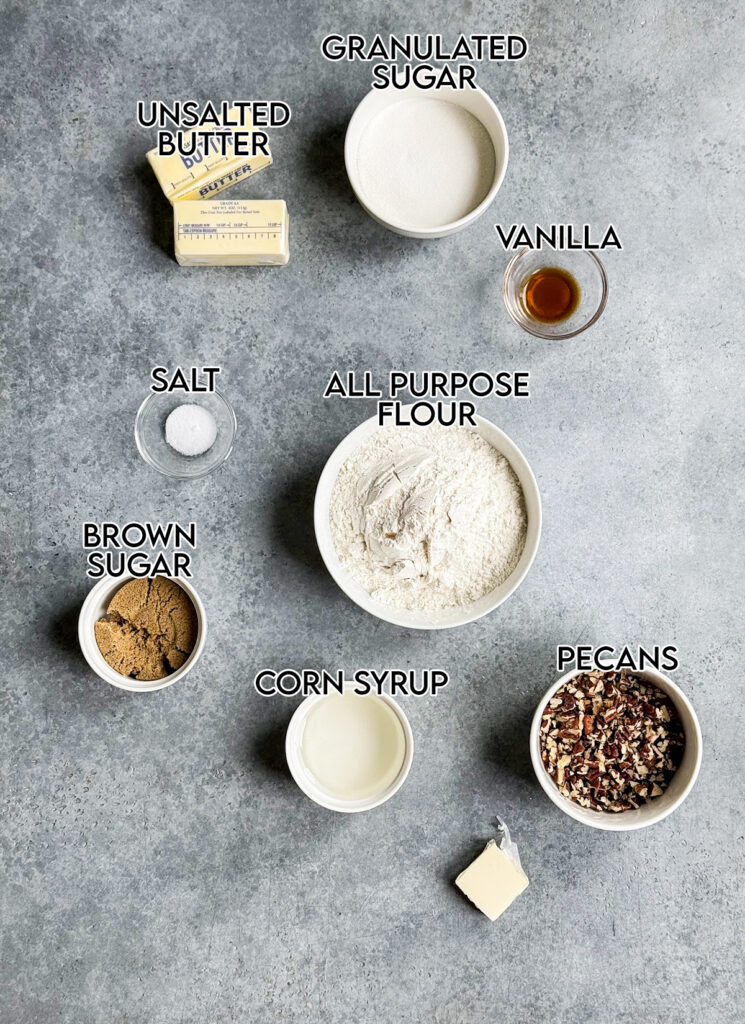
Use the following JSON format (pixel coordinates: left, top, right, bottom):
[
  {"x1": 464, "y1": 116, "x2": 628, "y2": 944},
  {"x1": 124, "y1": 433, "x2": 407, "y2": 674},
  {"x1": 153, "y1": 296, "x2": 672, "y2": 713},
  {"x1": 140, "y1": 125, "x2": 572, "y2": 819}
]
[{"x1": 455, "y1": 819, "x2": 529, "y2": 921}]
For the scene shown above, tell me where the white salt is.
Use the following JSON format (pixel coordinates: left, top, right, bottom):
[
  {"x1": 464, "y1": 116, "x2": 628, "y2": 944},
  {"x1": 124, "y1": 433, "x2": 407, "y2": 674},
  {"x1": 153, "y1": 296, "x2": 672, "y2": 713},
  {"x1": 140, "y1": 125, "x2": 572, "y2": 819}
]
[
  {"x1": 356, "y1": 98, "x2": 496, "y2": 229},
  {"x1": 165, "y1": 404, "x2": 218, "y2": 457}
]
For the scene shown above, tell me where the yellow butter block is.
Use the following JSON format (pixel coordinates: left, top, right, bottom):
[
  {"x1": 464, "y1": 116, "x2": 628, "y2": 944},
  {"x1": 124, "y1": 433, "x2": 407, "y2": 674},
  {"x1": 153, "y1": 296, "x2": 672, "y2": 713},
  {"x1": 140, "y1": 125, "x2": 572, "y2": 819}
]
[
  {"x1": 455, "y1": 840, "x2": 529, "y2": 921},
  {"x1": 147, "y1": 106, "x2": 272, "y2": 204},
  {"x1": 173, "y1": 199, "x2": 289, "y2": 266}
]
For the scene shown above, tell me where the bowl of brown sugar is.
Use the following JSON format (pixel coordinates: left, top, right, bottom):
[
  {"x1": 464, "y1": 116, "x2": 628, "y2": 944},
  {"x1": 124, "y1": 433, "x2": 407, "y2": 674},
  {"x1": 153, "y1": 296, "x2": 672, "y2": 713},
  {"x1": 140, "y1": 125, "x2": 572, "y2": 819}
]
[{"x1": 79, "y1": 575, "x2": 207, "y2": 692}]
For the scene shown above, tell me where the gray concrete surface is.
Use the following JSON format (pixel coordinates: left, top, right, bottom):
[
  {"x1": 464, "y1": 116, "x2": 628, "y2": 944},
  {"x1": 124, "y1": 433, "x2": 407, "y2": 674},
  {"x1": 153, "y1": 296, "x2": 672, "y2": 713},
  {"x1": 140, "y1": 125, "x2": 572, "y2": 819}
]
[{"x1": 2, "y1": 2, "x2": 744, "y2": 1022}]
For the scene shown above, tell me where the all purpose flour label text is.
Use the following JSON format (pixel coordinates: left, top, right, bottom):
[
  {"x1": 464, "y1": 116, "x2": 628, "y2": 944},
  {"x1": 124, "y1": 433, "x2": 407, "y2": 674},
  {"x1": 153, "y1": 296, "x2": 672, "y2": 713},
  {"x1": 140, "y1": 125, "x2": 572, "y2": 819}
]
[{"x1": 324, "y1": 370, "x2": 530, "y2": 426}]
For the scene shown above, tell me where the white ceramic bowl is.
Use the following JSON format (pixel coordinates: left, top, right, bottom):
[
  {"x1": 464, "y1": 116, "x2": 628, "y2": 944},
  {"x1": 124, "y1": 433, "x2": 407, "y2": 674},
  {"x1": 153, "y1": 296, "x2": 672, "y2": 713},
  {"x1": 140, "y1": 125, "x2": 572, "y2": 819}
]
[
  {"x1": 314, "y1": 409, "x2": 541, "y2": 629},
  {"x1": 530, "y1": 667, "x2": 702, "y2": 831},
  {"x1": 285, "y1": 691, "x2": 414, "y2": 812},
  {"x1": 345, "y1": 82, "x2": 509, "y2": 238},
  {"x1": 78, "y1": 574, "x2": 207, "y2": 693}
]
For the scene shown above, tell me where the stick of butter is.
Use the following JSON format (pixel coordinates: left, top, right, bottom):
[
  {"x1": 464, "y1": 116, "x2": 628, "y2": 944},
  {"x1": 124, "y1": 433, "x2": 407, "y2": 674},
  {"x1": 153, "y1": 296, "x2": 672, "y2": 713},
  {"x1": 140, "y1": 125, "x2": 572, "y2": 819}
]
[
  {"x1": 173, "y1": 200, "x2": 289, "y2": 267},
  {"x1": 147, "y1": 106, "x2": 272, "y2": 204},
  {"x1": 455, "y1": 838, "x2": 529, "y2": 921}
]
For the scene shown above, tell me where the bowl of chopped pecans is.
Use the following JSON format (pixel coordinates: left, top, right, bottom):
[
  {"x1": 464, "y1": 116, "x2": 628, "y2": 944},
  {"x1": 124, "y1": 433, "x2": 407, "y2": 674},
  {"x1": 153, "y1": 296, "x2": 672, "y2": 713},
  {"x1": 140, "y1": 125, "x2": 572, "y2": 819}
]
[{"x1": 530, "y1": 667, "x2": 702, "y2": 831}]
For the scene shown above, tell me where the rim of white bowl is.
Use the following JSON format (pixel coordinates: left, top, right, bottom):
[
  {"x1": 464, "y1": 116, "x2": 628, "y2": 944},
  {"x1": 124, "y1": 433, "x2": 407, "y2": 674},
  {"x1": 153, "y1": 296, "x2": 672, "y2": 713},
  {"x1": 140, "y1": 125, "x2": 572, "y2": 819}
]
[
  {"x1": 529, "y1": 666, "x2": 703, "y2": 831},
  {"x1": 313, "y1": 408, "x2": 542, "y2": 629},
  {"x1": 78, "y1": 573, "x2": 207, "y2": 693},
  {"x1": 285, "y1": 689, "x2": 414, "y2": 812},
  {"x1": 344, "y1": 82, "x2": 509, "y2": 238}
]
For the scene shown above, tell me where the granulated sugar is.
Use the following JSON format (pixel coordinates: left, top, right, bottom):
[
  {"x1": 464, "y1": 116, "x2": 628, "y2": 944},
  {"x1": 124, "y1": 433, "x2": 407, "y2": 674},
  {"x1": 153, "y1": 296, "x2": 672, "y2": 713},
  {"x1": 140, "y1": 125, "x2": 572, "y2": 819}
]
[
  {"x1": 356, "y1": 98, "x2": 496, "y2": 229},
  {"x1": 329, "y1": 424, "x2": 527, "y2": 612}
]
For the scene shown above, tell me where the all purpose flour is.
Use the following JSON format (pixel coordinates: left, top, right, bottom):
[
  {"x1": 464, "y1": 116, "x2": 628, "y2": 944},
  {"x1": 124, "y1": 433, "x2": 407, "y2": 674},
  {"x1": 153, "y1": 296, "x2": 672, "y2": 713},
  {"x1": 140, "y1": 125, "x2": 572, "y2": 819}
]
[
  {"x1": 356, "y1": 98, "x2": 496, "y2": 229},
  {"x1": 329, "y1": 424, "x2": 527, "y2": 612}
]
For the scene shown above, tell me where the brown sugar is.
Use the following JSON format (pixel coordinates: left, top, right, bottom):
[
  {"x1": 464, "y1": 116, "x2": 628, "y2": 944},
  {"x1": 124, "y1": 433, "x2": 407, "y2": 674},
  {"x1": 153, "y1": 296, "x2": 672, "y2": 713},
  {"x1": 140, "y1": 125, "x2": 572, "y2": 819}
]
[{"x1": 94, "y1": 576, "x2": 198, "y2": 681}]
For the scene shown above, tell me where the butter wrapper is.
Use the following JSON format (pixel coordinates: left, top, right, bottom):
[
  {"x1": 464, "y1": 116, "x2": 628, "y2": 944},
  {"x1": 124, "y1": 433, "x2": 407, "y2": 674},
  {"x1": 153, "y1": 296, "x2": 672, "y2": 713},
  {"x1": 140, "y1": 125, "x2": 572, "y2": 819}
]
[
  {"x1": 173, "y1": 199, "x2": 289, "y2": 267},
  {"x1": 147, "y1": 106, "x2": 272, "y2": 204},
  {"x1": 494, "y1": 817, "x2": 523, "y2": 871}
]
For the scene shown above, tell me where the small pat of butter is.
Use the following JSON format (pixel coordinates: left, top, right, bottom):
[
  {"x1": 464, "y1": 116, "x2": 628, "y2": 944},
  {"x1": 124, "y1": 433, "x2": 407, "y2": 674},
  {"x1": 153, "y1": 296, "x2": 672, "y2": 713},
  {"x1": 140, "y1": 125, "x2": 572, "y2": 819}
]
[
  {"x1": 147, "y1": 106, "x2": 272, "y2": 204},
  {"x1": 455, "y1": 839, "x2": 529, "y2": 921},
  {"x1": 173, "y1": 200, "x2": 289, "y2": 267}
]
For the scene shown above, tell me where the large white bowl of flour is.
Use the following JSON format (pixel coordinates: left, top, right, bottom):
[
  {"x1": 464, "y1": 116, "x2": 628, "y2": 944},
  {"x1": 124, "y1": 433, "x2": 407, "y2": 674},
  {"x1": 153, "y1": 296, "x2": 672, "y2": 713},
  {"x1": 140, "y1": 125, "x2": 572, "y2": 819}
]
[
  {"x1": 345, "y1": 83, "x2": 508, "y2": 238},
  {"x1": 315, "y1": 412, "x2": 541, "y2": 629}
]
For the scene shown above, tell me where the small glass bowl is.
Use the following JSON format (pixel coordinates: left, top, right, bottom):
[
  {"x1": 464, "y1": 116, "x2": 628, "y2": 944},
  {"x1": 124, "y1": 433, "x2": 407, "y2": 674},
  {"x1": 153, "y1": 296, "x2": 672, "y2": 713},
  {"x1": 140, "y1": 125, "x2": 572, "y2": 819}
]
[
  {"x1": 135, "y1": 388, "x2": 236, "y2": 479},
  {"x1": 502, "y1": 248, "x2": 608, "y2": 339}
]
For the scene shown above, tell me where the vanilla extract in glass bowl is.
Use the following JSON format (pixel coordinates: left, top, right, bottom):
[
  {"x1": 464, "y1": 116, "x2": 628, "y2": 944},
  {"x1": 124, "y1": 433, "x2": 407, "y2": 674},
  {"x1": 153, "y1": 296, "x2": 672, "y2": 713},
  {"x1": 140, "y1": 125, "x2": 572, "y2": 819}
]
[
  {"x1": 522, "y1": 266, "x2": 580, "y2": 323},
  {"x1": 503, "y1": 248, "x2": 608, "y2": 339}
]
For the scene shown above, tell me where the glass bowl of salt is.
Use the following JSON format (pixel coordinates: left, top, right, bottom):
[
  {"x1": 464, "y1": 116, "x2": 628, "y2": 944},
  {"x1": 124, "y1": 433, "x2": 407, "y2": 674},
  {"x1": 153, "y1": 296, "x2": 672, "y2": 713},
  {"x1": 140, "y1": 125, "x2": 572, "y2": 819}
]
[{"x1": 135, "y1": 388, "x2": 236, "y2": 479}]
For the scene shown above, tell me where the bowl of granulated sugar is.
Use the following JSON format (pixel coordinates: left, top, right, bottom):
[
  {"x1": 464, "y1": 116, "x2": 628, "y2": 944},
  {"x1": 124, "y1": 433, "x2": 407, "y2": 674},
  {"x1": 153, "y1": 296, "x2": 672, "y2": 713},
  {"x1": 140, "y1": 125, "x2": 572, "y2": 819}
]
[{"x1": 345, "y1": 82, "x2": 508, "y2": 238}]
